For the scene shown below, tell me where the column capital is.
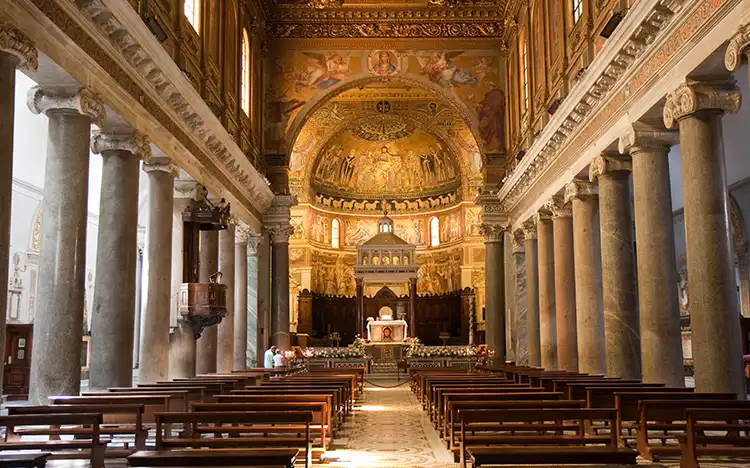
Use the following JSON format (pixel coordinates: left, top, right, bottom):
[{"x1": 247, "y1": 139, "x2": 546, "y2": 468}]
[
  {"x1": 27, "y1": 86, "x2": 106, "y2": 127},
  {"x1": 91, "y1": 130, "x2": 152, "y2": 162},
  {"x1": 263, "y1": 194, "x2": 297, "y2": 226},
  {"x1": 532, "y1": 209, "x2": 553, "y2": 226},
  {"x1": 564, "y1": 179, "x2": 598, "y2": 204},
  {"x1": 143, "y1": 158, "x2": 179, "y2": 177},
  {"x1": 663, "y1": 79, "x2": 741, "y2": 128},
  {"x1": 589, "y1": 154, "x2": 631, "y2": 182},
  {"x1": 0, "y1": 23, "x2": 38, "y2": 71},
  {"x1": 511, "y1": 231, "x2": 525, "y2": 254},
  {"x1": 246, "y1": 232, "x2": 262, "y2": 255},
  {"x1": 521, "y1": 220, "x2": 537, "y2": 240},
  {"x1": 725, "y1": 24, "x2": 750, "y2": 72},
  {"x1": 266, "y1": 224, "x2": 294, "y2": 244},
  {"x1": 235, "y1": 224, "x2": 251, "y2": 245},
  {"x1": 618, "y1": 122, "x2": 679, "y2": 155},
  {"x1": 479, "y1": 223, "x2": 506, "y2": 243},
  {"x1": 545, "y1": 194, "x2": 572, "y2": 219},
  {"x1": 476, "y1": 190, "x2": 509, "y2": 228}
]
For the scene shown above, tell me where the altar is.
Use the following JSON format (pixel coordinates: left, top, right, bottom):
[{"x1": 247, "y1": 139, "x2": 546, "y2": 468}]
[{"x1": 367, "y1": 319, "x2": 408, "y2": 343}]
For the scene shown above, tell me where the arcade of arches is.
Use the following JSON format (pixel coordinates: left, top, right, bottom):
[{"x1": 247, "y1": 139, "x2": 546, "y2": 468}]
[{"x1": 3, "y1": 0, "x2": 750, "y2": 465}]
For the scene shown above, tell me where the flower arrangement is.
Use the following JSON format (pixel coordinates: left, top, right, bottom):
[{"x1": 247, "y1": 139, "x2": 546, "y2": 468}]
[
  {"x1": 406, "y1": 338, "x2": 479, "y2": 359},
  {"x1": 302, "y1": 345, "x2": 367, "y2": 359}
]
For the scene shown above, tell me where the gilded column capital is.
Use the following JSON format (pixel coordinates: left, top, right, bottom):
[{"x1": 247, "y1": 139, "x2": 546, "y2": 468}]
[
  {"x1": 521, "y1": 220, "x2": 537, "y2": 241},
  {"x1": 545, "y1": 194, "x2": 572, "y2": 219},
  {"x1": 725, "y1": 24, "x2": 750, "y2": 72},
  {"x1": 143, "y1": 158, "x2": 179, "y2": 177},
  {"x1": 479, "y1": 223, "x2": 506, "y2": 243},
  {"x1": 266, "y1": 224, "x2": 294, "y2": 244},
  {"x1": 663, "y1": 80, "x2": 741, "y2": 129},
  {"x1": 91, "y1": 130, "x2": 152, "y2": 162},
  {"x1": 589, "y1": 154, "x2": 632, "y2": 182},
  {"x1": 564, "y1": 179, "x2": 598, "y2": 204},
  {"x1": 0, "y1": 23, "x2": 38, "y2": 71},
  {"x1": 618, "y1": 122, "x2": 679, "y2": 155},
  {"x1": 246, "y1": 232, "x2": 262, "y2": 255},
  {"x1": 27, "y1": 86, "x2": 106, "y2": 127}
]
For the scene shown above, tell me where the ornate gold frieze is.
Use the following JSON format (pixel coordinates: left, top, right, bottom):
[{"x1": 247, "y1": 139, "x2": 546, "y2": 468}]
[{"x1": 267, "y1": 22, "x2": 505, "y2": 38}]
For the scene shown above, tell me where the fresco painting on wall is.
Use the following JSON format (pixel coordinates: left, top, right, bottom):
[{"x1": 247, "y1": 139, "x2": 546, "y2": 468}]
[
  {"x1": 465, "y1": 207, "x2": 482, "y2": 237},
  {"x1": 344, "y1": 219, "x2": 376, "y2": 248},
  {"x1": 368, "y1": 50, "x2": 401, "y2": 76},
  {"x1": 417, "y1": 249, "x2": 462, "y2": 294},
  {"x1": 311, "y1": 251, "x2": 356, "y2": 296}
]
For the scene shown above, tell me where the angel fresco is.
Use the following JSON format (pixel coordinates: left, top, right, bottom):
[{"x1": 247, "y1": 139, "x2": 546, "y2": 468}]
[
  {"x1": 292, "y1": 52, "x2": 350, "y2": 92},
  {"x1": 478, "y1": 88, "x2": 505, "y2": 152},
  {"x1": 416, "y1": 51, "x2": 478, "y2": 88}
]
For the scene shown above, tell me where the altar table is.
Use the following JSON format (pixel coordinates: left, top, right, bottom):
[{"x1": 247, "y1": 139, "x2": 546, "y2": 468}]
[{"x1": 367, "y1": 319, "x2": 408, "y2": 342}]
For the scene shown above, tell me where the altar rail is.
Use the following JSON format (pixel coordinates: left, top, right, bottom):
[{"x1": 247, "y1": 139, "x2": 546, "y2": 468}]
[
  {"x1": 405, "y1": 357, "x2": 477, "y2": 370},
  {"x1": 302, "y1": 358, "x2": 372, "y2": 373}
]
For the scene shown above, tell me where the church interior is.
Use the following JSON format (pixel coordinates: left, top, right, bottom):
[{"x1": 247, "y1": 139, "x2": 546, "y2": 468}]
[{"x1": 3, "y1": 0, "x2": 750, "y2": 467}]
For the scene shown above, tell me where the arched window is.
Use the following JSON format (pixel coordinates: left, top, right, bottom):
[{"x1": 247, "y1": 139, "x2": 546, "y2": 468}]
[
  {"x1": 521, "y1": 38, "x2": 530, "y2": 112},
  {"x1": 430, "y1": 217, "x2": 440, "y2": 247},
  {"x1": 331, "y1": 219, "x2": 340, "y2": 249},
  {"x1": 240, "y1": 29, "x2": 250, "y2": 116},
  {"x1": 572, "y1": 0, "x2": 583, "y2": 25},
  {"x1": 184, "y1": 0, "x2": 200, "y2": 33}
]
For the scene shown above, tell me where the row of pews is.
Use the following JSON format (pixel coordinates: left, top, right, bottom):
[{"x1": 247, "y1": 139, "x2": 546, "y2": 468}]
[
  {"x1": 0, "y1": 366, "x2": 366, "y2": 468},
  {"x1": 411, "y1": 365, "x2": 750, "y2": 468}
]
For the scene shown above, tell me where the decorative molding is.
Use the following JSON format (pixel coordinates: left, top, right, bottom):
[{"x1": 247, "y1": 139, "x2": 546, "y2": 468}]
[
  {"x1": 663, "y1": 79, "x2": 742, "y2": 129},
  {"x1": 479, "y1": 223, "x2": 506, "y2": 243},
  {"x1": 725, "y1": 23, "x2": 750, "y2": 72},
  {"x1": 246, "y1": 232, "x2": 262, "y2": 255},
  {"x1": 564, "y1": 179, "x2": 598, "y2": 204},
  {"x1": 589, "y1": 155, "x2": 632, "y2": 182},
  {"x1": 0, "y1": 22, "x2": 37, "y2": 71},
  {"x1": 314, "y1": 191, "x2": 460, "y2": 214},
  {"x1": 545, "y1": 194, "x2": 571, "y2": 219},
  {"x1": 267, "y1": 21, "x2": 505, "y2": 39},
  {"x1": 27, "y1": 86, "x2": 106, "y2": 127},
  {"x1": 143, "y1": 159, "x2": 179, "y2": 177},
  {"x1": 235, "y1": 224, "x2": 251, "y2": 245},
  {"x1": 617, "y1": 122, "x2": 679, "y2": 155},
  {"x1": 90, "y1": 130, "x2": 152, "y2": 162},
  {"x1": 266, "y1": 224, "x2": 295, "y2": 244},
  {"x1": 521, "y1": 220, "x2": 536, "y2": 240}
]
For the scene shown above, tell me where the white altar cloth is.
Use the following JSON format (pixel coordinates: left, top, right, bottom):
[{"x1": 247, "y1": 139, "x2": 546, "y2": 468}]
[{"x1": 367, "y1": 319, "x2": 408, "y2": 342}]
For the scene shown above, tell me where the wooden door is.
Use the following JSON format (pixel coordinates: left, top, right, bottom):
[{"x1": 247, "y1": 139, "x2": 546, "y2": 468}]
[{"x1": 4, "y1": 324, "x2": 33, "y2": 397}]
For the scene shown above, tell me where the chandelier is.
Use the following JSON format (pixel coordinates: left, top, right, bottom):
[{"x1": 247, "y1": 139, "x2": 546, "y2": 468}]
[{"x1": 308, "y1": 0, "x2": 344, "y2": 9}]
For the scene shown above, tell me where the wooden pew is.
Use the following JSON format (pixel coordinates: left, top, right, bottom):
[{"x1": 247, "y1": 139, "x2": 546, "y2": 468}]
[
  {"x1": 49, "y1": 394, "x2": 183, "y2": 425},
  {"x1": 107, "y1": 386, "x2": 208, "y2": 404},
  {"x1": 231, "y1": 388, "x2": 345, "y2": 421},
  {"x1": 430, "y1": 384, "x2": 535, "y2": 421},
  {"x1": 7, "y1": 404, "x2": 146, "y2": 451},
  {"x1": 565, "y1": 382, "x2": 667, "y2": 401},
  {"x1": 277, "y1": 375, "x2": 357, "y2": 402},
  {"x1": 423, "y1": 377, "x2": 514, "y2": 409},
  {"x1": 259, "y1": 383, "x2": 351, "y2": 413},
  {"x1": 213, "y1": 394, "x2": 336, "y2": 429},
  {"x1": 127, "y1": 448, "x2": 298, "y2": 467},
  {"x1": 154, "y1": 411, "x2": 313, "y2": 468},
  {"x1": 0, "y1": 413, "x2": 107, "y2": 468},
  {"x1": 458, "y1": 408, "x2": 637, "y2": 467},
  {"x1": 0, "y1": 453, "x2": 51, "y2": 468},
  {"x1": 148, "y1": 380, "x2": 230, "y2": 396},
  {"x1": 679, "y1": 406, "x2": 750, "y2": 468}
]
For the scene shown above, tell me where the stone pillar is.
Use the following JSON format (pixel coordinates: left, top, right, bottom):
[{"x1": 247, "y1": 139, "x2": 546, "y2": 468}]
[
  {"x1": 246, "y1": 233, "x2": 261, "y2": 368},
  {"x1": 264, "y1": 195, "x2": 296, "y2": 350},
  {"x1": 545, "y1": 196, "x2": 578, "y2": 372},
  {"x1": 510, "y1": 235, "x2": 527, "y2": 364},
  {"x1": 480, "y1": 224, "x2": 507, "y2": 363},
  {"x1": 619, "y1": 123, "x2": 684, "y2": 386},
  {"x1": 216, "y1": 223, "x2": 236, "y2": 372},
  {"x1": 738, "y1": 247, "x2": 750, "y2": 318},
  {"x1": 139, "y1": 159, "x2": 178, "y2": 383},
  {"x1": 535, "y1": 211, "x2": 557, "y2": 370},
  {"x1": 233, "y1": 226, "x2": 249, "y2": 371},
  {"x1": 664, "y1": 80, "x2": 744, "y2": 395},
  {"x1": 590, "y1": 154, "x2": 641, "y2": 380},
  {"x1": 725, "y1": 24, "x2": 750, "y2": 88},
  {"x1": 27, "y1": 87, "x2": 105, "y2": 404},
  {"x1": 0, "y1": 25, "x2": 36, "y2": 396},
  {"x1": 255, "y1": 230, "x2": 271, "y2": 365},
  {"x1": 565, "y1": 180, "x2": 605, "y2": 375},
  {"x1": 89, "y1": 132, "x2": 151, "y2": 390},
  {"x1": 196, "y1": 230, "x2": 219, "y2": 374},
  {"x1": 522, "y1": 221, "x2": 541, "y2": 367},
  {"x1": 356, "y1": 278, "x2": 364, "y2": 337},
  {"x1": 409, "y1": 277, "x2": 417, "y2": 337}
]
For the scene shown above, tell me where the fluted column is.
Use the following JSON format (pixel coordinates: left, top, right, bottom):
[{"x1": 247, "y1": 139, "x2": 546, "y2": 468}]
[
  {"x1": 619, "y1": 123, "x2": 684, "y2": 387},
  {"x1": 664, "y1": 79, "x2": 744, "y2": 395},
  {"x1": 590, "y1": 154, "x2": 641, "y2": 379},
  {"x1": 264, "y1": 194, "x2": 296, "y2": 350},
  {"x1": 725, "y1": 24, "x2": 750, "y2": 88},
  {"x1": 27, "y1": 87, "x2": 106, "y2": 403},
  {"x1": 233, "y1": 225, "x2": 249, "y2": 371},
  {"x1": 522, "y1": 221, "x2": 541, "y2": 367},
  {"x1": 534, "y1": 211, "x2": 557, "y2": 370},
  {"x1": 196, "y1": 230, "x2": 219, "y2": 374},
  {"x1": 546, "y1": 196, "x2": 578, "y2": 372},
  {"x1": 565, "y1": 180, "x2": 605, "y2": 375},
  {"x1": 89, "y1": 132, "x2": 151, "y2": 390},
  {"x1": 139, "y1": 159, "x2": 178, "y2": 383},
  {"x1": 0, "y1": 25, "x2": 36, "y2": 396}
]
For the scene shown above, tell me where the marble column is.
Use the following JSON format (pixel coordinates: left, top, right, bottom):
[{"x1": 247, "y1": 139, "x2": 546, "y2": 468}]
[
  {"x1": 0, "y1": 25, "x2": 36, "y2": 396},
  {"x1": 738, "y1": 247, "x2": 750, "y2": 318},
  {"x1": 590, "y1": 154, "x2": 641, "y2": 380},
  {"x1": 619, "y1": 124, "x2": 684, "y2": 387},
  {"x1": 264, "y1": 195, "x2": 296, "y2": 350},
  {"x1": 664, "y1": 80, "x2": 744, "y2": 395},
  {"x1": 255, "y1": 230, "x2": 271, "y2": 365},
  {"x1": 535, "y1": 211, "x2": 557, "y2": 370},
  {"x1": 89, "y1": 132, "x2": 151, "y2": 390},
  {"x1": 246, "y1": 233, "x2": 261, "y2": 368},
  {"x1": 546, "y1": 196, "x2": 578, "y2": 372},
  {"x1": 196, "y1": 230, "x2": 219, "y2": 374},
  {"x1": 565, "y1": 180, "x2": 605, "y2": 375},
  {"x1": 725, "y1": 24, "x2": 750, "y2": 88},
  {"x1": 480, "y1": 224, "x2": 507, "y2": 363},
  {"x1": 27, "y1": 87, "x2": 105, "y2": 404},
  {"x1": 522, "y1": 221, "x2": 541, "y2": 367},
  {"x1": 233, "y1": 226, "x2": 249, "y2": 371},
  {"x1": 510, "y1": 235, "x2": 527, "y2": 364},
  {"x1": 217, "y1": 223, "x2": 236, "y2": 372},
  {"x1": 409, "y1": 277, "x2": 417, "y2": 338},
  {"x1": 139, "y1": 159, "x2": 178, "y2": 383}
]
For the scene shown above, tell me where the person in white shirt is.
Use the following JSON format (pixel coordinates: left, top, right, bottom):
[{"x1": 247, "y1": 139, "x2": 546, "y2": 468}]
[
  {"x1": 272, "y1": 349, "x2": 285, "y2": 368},
  {"x1": 263, "y1": 345, "x2": 276, "y2": 368}
]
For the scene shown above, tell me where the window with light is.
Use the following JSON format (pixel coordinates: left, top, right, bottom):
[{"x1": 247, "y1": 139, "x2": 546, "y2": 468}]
[
  {"x1": 184, "y1": 0, "x2": 200, "y2": 33},
  {"x1": 521, "y1": 39, "x2": 530, "y2": 111},
  {"x1": 430, "y1": 217, "x2": 440, "y2": 247},
  {"x1": 331, "y1": 219, "x2": 340, "y2": 249},
  {"x1": 572, "y1": 0, "x2": 583, "y2": 25},
  {"x1": 240, "y1": 29, "x2": 250, "y2": 116}
]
